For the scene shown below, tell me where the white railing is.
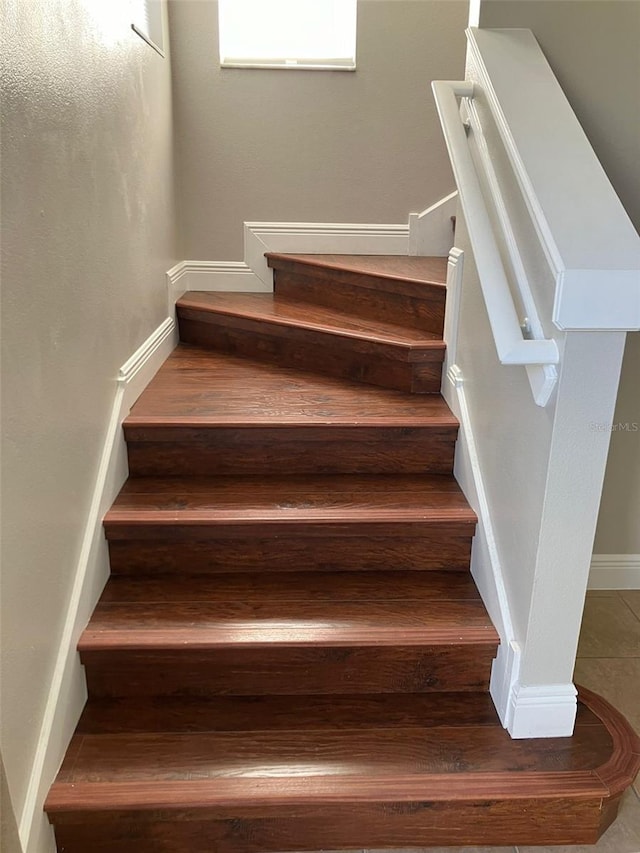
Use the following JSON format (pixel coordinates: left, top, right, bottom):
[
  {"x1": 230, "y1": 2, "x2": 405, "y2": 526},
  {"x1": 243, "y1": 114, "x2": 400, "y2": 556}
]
[{"x1": 432, "y1": 80, "x2": 559, "y2": 406}]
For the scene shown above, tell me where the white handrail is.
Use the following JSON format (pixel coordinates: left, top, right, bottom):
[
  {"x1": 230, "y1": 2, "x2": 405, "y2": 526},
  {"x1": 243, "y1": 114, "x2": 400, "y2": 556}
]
[{"x1": 432, "y1": 80, "x2": 559, "y2": 367}]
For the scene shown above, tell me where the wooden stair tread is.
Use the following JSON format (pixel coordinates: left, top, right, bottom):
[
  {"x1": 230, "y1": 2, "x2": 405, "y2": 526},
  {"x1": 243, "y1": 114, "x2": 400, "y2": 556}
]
[
  {"x1": 46, "y1": 690, "x2": 628, "y2": 812},
  {"x1": 105, "y1": 474, "x2": 477, "y2": 525},
  {"x1": 52, "y1": 723, "x2": 612, "y2": 788},
  {"x1": 125, "y1": 345, "x2": 457, "y2": 427},
  {"x1": 177, "y1": 291, "x2": 444, "y2": 353},
  {"x1": 267, "y1": 253, "x2": 448, "y2": 287},
  {"x1": 81, "y1": 571, "x2": 497, "y2": 651}
]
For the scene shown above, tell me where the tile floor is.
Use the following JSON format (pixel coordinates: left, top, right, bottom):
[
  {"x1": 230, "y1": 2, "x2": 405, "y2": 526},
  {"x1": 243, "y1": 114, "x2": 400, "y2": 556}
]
[{"x1": 317, "y1": 589, "x2": 640, "y2": 853}]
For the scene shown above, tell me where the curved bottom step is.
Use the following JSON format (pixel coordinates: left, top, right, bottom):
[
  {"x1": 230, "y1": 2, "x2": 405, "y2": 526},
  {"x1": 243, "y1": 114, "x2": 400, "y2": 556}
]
[{"x1": 46, "y1": 686, "x2": 640, "y2": 852}]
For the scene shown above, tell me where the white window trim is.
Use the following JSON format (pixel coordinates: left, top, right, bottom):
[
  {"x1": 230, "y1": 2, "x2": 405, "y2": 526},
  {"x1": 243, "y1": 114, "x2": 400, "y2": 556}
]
[{"x1": 132, "y1": 0, "x2": 165, "y2": 58}]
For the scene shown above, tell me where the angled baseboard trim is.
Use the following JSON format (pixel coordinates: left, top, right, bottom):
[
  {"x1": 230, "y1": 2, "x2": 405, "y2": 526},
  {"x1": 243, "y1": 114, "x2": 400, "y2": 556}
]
[
  {"x1": 166, "y1": 195, "x2": 457, "y2": 302},
  {"x1": 20, "y1": 318, "x2": 177, "y2": 853},
  {"x1": 244, "y1": 221, "x2": 411, "y2": 289}
]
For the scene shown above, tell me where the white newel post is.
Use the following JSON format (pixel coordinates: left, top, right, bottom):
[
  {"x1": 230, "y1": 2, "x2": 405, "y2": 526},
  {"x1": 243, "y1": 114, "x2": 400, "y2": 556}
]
[{"x1": 506, "y1": 331, "x2": 627, "y2": 737}]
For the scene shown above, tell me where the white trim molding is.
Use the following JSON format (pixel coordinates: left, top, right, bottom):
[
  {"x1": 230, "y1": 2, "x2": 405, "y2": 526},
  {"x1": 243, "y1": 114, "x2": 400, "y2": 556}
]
[
  {"x1": 442, "y1": 363, "x2": 522, "y2": 734},
  {"x1": 589, "y1": 554, "x2": 640, "y2": 590},
  {"x1": 166, "y1": 261, "x2": 267, "y2": 311},
  {"x1": 443, "y1": 247, "x2": 464, "y2": 374},
  {"x1": 166, "y1": 198, "x2": 457, "y2": 304},
  {"x1": 244, "y1": 221, "x2": 410, "y2": 289},
  {"x1": 408, "y1": 191, "x2": 458, "y2": 256},
  {"x1": 443, "y1": 362, "x2": 580, "y2": 739},
  {"x1": 507, "y1": 682, "x2": 578, "y2": 740},
  {"x1": 20, "y1": 318, "x2": 177, "y2": 853}
]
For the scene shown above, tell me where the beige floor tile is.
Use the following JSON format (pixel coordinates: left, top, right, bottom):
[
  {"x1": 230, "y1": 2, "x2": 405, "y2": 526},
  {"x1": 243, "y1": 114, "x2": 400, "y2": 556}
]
[
  {"x1": 365, "y1": 848, "x2": 516, "y2": 852},
  {"x1": 577, "y1": 596, "x2": 640, "y2": 657},
  {"x1": 573, "y1": 657, "x2": 640, "y2": 732},
  {"x1": 586, "y1": 589, "x2": 621, "y2": 598},
  {"x1": 621, "y1": 590, "x2": 640, "y2": 621},
  {"x1": 516, "y1": 787, "x2": 640, "y2": 853}
]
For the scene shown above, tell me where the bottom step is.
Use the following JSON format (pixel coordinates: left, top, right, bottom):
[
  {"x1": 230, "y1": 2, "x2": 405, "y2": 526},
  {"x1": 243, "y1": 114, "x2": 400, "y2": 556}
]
[{"x1": 46, "y1": 687, "x2": 640, "y2": 852}]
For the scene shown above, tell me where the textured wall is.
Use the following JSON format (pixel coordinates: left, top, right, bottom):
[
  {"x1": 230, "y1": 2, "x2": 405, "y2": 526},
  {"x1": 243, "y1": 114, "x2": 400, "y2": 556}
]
[
  {"x1": 0, "y1": 0, "x2": 176, "y2": 836},
  {"x1": 477, "y1": 1, "x2": 640, "y2": 554},
  {"x1": 168, "y1": 0, "x2": 468, "y2": 260}
]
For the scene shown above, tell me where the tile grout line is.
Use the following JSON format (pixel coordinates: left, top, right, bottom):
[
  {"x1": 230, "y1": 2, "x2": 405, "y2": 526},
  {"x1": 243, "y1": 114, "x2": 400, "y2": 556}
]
[{"x1": 619, "y1": 593, "x2": 640, "y2": 626}]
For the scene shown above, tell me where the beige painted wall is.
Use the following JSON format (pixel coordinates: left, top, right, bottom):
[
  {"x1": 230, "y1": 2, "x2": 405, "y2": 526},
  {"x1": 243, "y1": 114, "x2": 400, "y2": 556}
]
[
  {"x1": 0, "y1": 0, "x2": 177, "y2": 837},
  {"x1": 168, "y1": 0, "x2": 469, "y2": 260},
  {"x1": 478, "y1": 0, "x2": 640, "y2": 555},
  {"x1": 1, "y1": 753, "x2": 21, "y2": 853}
]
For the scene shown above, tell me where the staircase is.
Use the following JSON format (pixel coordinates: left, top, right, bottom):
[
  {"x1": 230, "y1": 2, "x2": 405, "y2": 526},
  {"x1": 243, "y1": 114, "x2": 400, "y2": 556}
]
[{"x1": 46, "y1": 254, "x2": 640, "y2": 851}]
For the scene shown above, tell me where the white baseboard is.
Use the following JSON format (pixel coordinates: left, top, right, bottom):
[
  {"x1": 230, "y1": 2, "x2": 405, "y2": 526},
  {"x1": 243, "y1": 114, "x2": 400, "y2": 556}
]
[
  {"x1": 166, "y1": 195, "x2": 457, "y2": 301},
  {"x1": 442, "y1": 363, "x2": 519, "y2": 724},
  {"x1": 506, "y1": 683, "x2": 578, "y2": 739},
  {"x1": 166, "y1": 261, "x2": 268, "y2": 309},
  {"x1": 20, "y1": 318, "x2": 177, "y2": 853},
  {"x1": 588, "y1": 554, "x2": 640, "y2": 589},
  {"x1": 244, "y1": 221, "x2": 411, "y2": 289},
  {"x1": 408, "y1": 191, "x2": 458, "y2": 256}
]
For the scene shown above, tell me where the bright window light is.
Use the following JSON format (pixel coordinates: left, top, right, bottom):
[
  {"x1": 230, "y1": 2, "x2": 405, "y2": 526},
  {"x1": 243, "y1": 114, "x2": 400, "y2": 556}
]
[{"x1": 218, "y1": 0, "x2": 357, "y2": 70}]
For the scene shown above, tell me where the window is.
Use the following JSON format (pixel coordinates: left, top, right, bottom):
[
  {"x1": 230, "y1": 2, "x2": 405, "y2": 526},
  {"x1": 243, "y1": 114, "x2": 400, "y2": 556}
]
[
  {"x1": 132, "y1": 0, "x2": 165, "y2": 57},
  {"x1": 218, "y1": 0, "x2": 357, "y2": 70}
]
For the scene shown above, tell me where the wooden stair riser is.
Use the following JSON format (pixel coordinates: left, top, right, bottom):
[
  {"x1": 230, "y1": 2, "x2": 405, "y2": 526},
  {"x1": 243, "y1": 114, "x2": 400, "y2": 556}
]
[
  {"x1": 50, "y1": 798, "x2": 609, "y2": 853},
  {"x1": 267, "y1": 260, "x2": 446, "y2": 335},
  {"x1": 124, "y1": 425, "x2": 457, "y2": 476},
  {"x1": 178, "y1": 315, "x2": 443, "y2": 393},
  {"x1": 107, "y1": 527, "x2": 475, "y2": 575},
  {"x1": 76, "y1": 692, "x2": 503, "y2": 734},
  {"x1": 80, "y1": 645, "x2": 497, "y2": 698}
]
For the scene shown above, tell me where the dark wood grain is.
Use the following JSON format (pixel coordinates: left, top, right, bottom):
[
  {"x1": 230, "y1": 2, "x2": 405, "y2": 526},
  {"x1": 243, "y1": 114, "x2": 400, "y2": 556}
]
[
  {"x1": 49, "y1": 799, "x2": 607, "y2": 852},
  {"x1": 98, "y1": 570, "x2": 483, "y2": 604},
  {"x1": 178, "y1": 316, "x2": 443, "y2": 393},
  {"x1": 46, "y1": 689, "x2": 640, "y2": 852},
  {"x1": 108, "y1": 530, "x2": 474, "y2": 574},
  {"x1": 268, "y1": 253, "x2": 449, "y2": 287},
  {"x1": 76, "y1": 692, "x2": 503, "y2": 734},
  {"x1": 126, "y1": 426, "x2": 456, "y2": 476},
  {"x1": 267, "y1": 253, "x2": 447, "y2": 334},
  {"x1": 273, "y1": 267, "x2": 446, "y2": 336},
  {"x1": 80, "y1": 600, "x2": 497, "y2": 649},
  {"x1": 81, "y1": 645, "x2": 497, "y2": 697},
  {"x1": 125, "y1": 345, "x2": 457, "y2": 426},
  {"x1": 123, "y1": 346, "x2": 458, "y2": 475},
  {"x1": 46, "y1": 253, "x2": 640, "y2": 852},
  {"x1": 177, "y1": 292, "x2": 444, "y2": 350},
  {"x1": 56, "y1": 724, "x2": 613, "y2": 785},
  {"x1": 107, "y1": 473, "x2": 475, "y2": 516}
]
